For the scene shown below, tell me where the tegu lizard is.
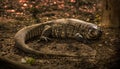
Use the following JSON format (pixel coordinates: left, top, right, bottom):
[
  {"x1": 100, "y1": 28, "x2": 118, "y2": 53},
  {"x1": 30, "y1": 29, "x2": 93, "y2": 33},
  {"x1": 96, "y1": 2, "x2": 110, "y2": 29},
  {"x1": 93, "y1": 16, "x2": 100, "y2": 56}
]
[{"x1": 14, "y1": 18, "x2": 102, "y2": 57}]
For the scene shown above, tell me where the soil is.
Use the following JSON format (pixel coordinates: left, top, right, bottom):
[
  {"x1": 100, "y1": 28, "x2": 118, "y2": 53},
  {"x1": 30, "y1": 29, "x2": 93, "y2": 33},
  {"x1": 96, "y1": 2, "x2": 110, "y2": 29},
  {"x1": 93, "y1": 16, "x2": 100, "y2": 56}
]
[
  {"x1": 0, "y1": 16, "x2": 120, "y2": 69},
  {"x1": 0, "y1": 1, "x2": 120, "y2": 69}
]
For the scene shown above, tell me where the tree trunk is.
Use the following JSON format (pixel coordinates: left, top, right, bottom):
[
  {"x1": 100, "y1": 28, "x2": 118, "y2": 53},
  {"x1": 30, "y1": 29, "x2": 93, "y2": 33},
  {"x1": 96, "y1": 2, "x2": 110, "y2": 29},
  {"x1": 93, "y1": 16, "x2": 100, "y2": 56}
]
[{"x1": 101, "y1": 0, "x2": 120, "y2": 28}]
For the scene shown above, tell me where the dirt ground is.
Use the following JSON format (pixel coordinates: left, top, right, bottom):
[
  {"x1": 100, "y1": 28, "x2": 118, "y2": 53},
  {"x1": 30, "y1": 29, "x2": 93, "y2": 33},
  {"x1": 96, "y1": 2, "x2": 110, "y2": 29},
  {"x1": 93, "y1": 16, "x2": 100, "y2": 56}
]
[
  {"x1": 0, "y1": 1, "x2": 120, "y2": 68},
  {"x1": 0, "y1": 16, "x2": 120, "y2": 69}
]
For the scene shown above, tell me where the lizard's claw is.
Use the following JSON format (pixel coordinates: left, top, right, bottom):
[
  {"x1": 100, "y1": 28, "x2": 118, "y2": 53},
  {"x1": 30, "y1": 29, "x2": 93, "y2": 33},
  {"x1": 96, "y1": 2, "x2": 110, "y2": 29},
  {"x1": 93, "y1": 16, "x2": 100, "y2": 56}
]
[{"x1": 40, "y1": 36, "x2": 51, "y2": 42}]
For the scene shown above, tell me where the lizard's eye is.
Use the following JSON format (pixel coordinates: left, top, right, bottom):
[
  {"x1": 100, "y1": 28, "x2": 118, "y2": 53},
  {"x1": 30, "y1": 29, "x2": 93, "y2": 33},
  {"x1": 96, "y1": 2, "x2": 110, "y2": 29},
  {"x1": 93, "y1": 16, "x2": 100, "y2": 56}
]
[
  {"x1": 90, "y1": 29, "x2": 95, "y2": 35},
  {"x1": 91, "y1": 29, "x2": 99, "y2": 36},
  {"x1": 90, "y1": 28, "x2": 102, "y2": 39}
]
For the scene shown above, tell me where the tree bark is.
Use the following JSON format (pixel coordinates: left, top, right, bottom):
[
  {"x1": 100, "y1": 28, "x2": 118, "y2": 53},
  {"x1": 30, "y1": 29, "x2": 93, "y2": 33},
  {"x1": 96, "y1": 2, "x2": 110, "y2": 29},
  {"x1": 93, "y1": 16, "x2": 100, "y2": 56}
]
[{"x1": 101, "y1": 0, "x2": 120, "y2": 28}]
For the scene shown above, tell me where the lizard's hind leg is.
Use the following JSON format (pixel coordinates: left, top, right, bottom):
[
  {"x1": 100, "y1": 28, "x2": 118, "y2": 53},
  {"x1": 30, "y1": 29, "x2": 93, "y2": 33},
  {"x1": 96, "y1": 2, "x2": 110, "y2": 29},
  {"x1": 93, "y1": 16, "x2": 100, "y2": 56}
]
[{"x1": 40, "y1": 25, "x2": 52, "y2": 42}]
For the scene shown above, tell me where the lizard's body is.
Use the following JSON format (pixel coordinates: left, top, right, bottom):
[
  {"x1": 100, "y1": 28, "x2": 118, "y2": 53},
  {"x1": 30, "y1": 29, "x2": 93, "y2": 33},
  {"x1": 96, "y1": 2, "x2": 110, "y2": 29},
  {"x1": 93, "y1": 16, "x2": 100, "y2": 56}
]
[{"x1": 14, "y1": 18, "x2": 102, "y2": 57}]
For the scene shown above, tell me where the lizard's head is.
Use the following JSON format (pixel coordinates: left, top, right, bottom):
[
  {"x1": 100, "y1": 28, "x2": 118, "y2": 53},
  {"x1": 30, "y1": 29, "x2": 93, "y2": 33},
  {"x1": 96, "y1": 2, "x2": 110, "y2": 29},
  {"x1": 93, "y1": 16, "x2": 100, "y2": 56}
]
[
  {"x1": 88, "y1": 26, "x2": 102, "y2": 40},
  {"x1": 75, "y1": 25, "x2": 102, "y2": 41}
]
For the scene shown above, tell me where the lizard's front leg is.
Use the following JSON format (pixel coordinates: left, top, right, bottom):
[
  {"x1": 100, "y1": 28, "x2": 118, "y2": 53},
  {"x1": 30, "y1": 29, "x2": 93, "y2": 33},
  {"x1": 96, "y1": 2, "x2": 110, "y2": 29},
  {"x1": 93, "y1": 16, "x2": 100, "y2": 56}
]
[
  {"x1": 74, "y1": 33, "x2": 84, "y2": 42},
  {"x1": 40, "y1": 25, "x2": 52, "y2": 42},
  {"x1": 74, "y1": 33, "x2": 91, "y2": 43}
]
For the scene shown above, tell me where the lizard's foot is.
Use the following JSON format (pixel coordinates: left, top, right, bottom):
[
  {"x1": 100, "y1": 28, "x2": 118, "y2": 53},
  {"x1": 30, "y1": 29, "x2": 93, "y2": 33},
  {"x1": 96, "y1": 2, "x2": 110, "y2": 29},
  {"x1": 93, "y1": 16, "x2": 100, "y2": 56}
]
[{"x1": 40, "y1": 36, "x2": 51, "y2": 42}]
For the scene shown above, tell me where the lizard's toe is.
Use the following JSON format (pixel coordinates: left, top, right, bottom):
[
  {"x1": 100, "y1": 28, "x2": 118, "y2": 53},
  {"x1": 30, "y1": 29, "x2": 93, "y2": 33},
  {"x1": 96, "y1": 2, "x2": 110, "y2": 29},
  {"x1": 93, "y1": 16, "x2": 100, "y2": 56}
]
[{"x1": 40, "y1": 36, "x2": 51, "y2": 42}]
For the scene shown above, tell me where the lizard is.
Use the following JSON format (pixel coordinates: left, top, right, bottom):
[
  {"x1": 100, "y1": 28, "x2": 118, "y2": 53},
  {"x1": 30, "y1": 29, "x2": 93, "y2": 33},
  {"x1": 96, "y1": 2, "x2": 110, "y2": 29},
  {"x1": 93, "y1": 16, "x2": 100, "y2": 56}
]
[{"x1": 14, "y1": 18, "x2": 102, "y2": 57}]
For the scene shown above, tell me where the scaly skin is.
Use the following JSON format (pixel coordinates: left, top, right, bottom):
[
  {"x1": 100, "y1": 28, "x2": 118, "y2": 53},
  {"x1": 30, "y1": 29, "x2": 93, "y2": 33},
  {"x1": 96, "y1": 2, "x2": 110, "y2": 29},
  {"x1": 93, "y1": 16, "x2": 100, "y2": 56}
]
[{"x1": 14, "y1": 18, "x2": 102, "y2": 57}]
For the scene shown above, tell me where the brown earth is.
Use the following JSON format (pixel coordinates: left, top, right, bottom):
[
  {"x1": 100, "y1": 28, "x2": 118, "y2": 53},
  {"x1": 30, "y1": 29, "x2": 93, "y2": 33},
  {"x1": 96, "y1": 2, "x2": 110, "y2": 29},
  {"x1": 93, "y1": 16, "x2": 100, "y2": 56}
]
[
  {"x1": 0, "y1": 16, "x2": 120, "y2": 69},
  {"x1": 1, "y1": 0, "x2": 120, "y2": 69}
]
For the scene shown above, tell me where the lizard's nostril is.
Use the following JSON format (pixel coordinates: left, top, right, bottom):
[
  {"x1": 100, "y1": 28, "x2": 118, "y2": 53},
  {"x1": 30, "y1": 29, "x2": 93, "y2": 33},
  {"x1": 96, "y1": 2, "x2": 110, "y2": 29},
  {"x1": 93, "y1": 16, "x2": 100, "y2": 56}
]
[{"x1": 98, "y1": 30, "x2": 102, "y2": 37}]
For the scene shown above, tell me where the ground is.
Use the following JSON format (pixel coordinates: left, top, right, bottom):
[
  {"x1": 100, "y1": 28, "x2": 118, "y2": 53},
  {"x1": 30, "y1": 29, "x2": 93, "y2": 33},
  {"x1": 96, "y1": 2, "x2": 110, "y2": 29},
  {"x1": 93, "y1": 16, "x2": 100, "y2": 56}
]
[
  {"x1": 0, "y1": 16, "x2": 119, "y2": 69},
  {"x1": 0, "y1": 1, "x2": 120, "y2": 69}
]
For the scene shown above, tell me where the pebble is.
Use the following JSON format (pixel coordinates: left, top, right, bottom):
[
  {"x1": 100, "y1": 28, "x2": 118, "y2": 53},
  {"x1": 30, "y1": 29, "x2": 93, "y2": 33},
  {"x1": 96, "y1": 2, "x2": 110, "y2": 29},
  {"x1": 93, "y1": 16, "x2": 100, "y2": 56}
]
[
  {"x1": 1, "y1": 52, "x2": 7, "y2": 55},
  {"x1": 21, "y1": 58, "x2": 26, "y2": 63},
  {"x1": 98, "y1": 44, "x2": 102, "y2": 46},
  {"x1": 105, "y1": 33, "x2": 109, "y2": 35},
  {"x1": 0, "y1": 39, "x2": 4, "y2": 41}
]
